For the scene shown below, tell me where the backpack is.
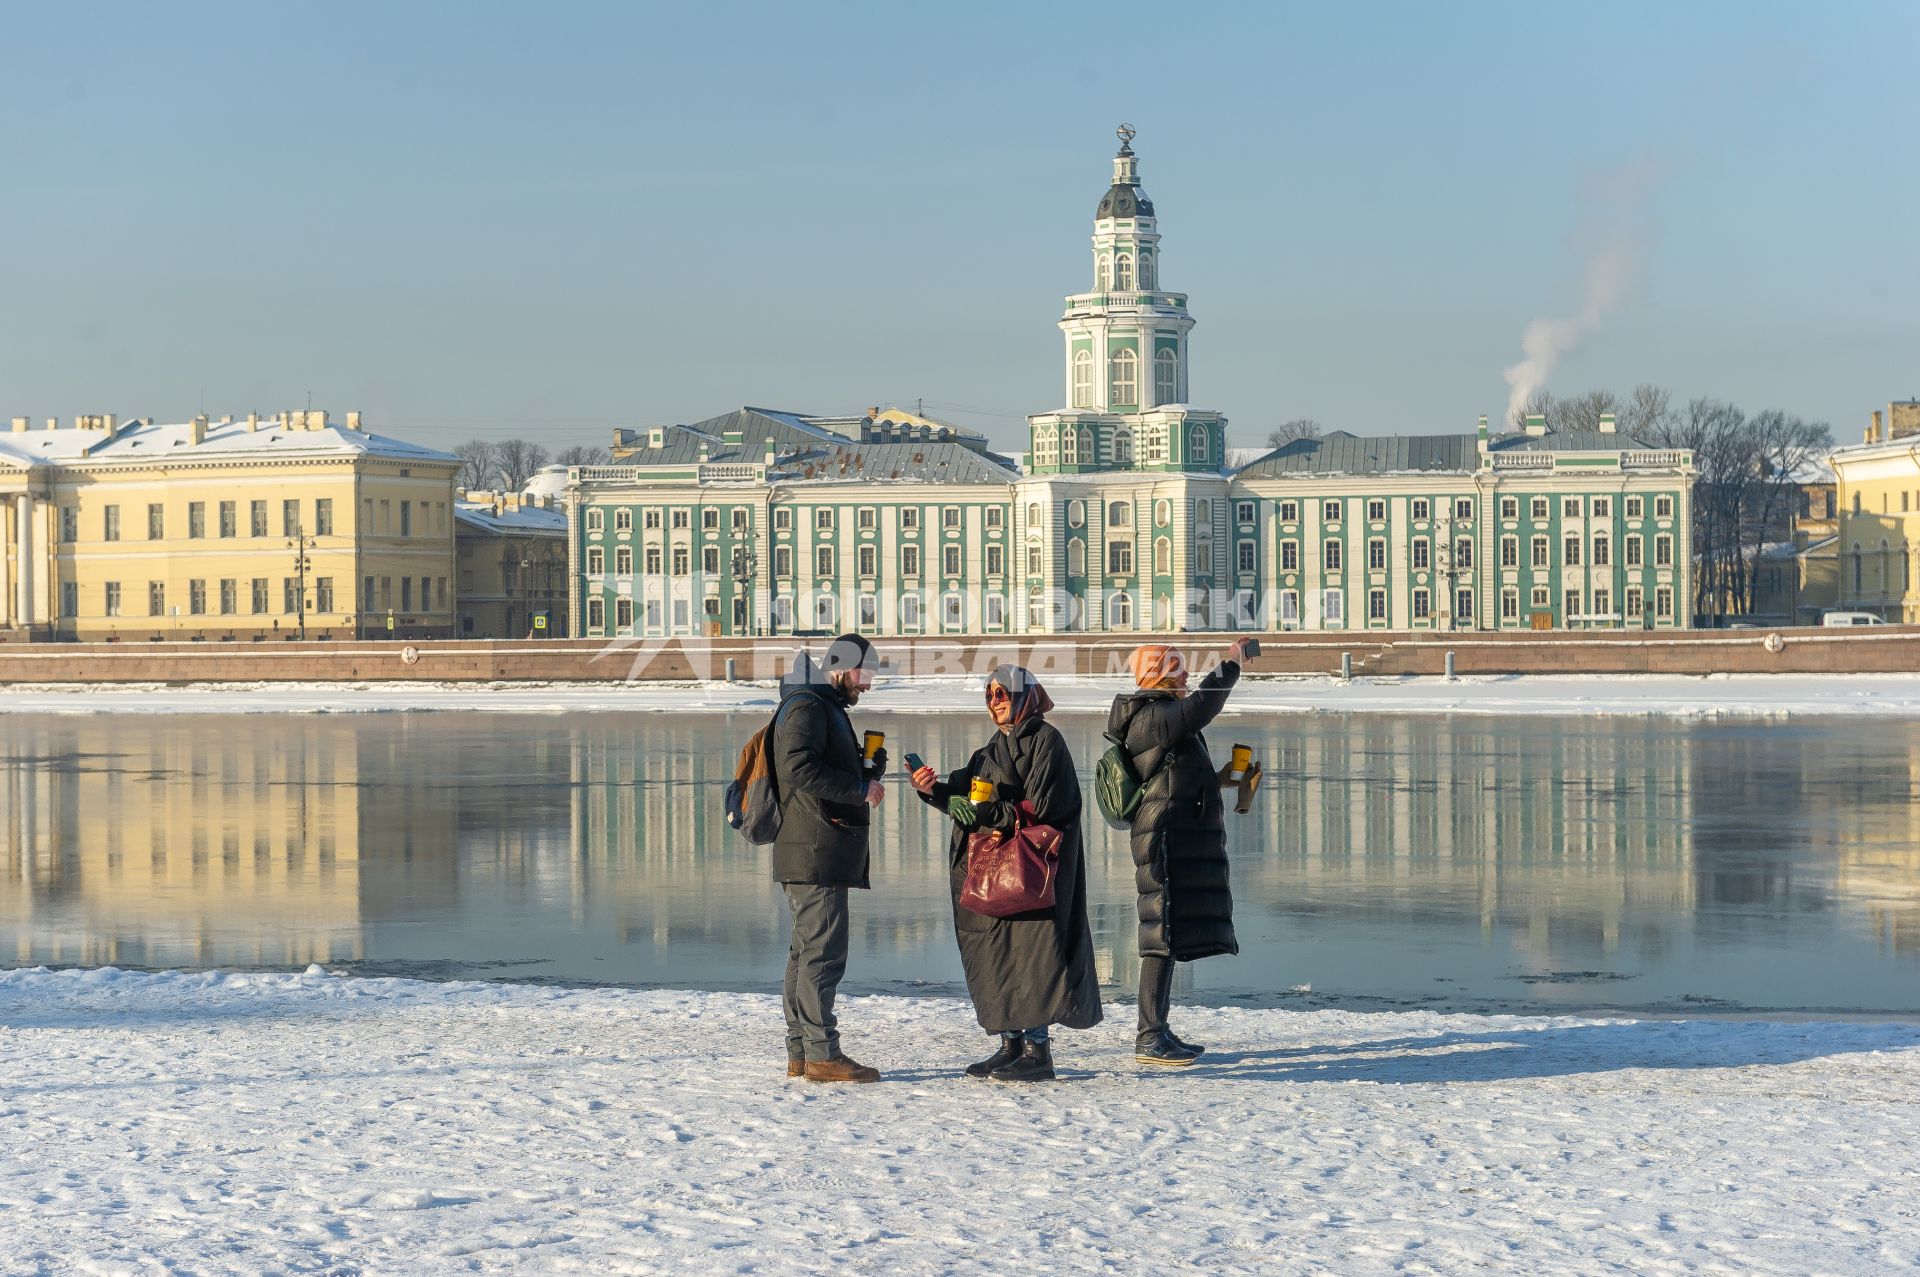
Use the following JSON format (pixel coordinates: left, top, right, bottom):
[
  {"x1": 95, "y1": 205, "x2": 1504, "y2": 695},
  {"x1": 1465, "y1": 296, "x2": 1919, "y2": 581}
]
[
  {"x1": 725, "y1": 703, "x2": 788, "y2": 844},
  {"x1": 1095, "y1": 700, "x2": 1162, "y2": 830}
]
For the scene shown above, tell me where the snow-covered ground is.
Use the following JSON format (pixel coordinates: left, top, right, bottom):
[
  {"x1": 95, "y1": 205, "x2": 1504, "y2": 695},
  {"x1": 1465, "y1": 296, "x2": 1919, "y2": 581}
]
[
  {"x1": 2, "y1": 967, "x2": 1916, "y2": 1275},
  {"x1": 6, "y1": 672, "x2": 1920, "y2": 718}
]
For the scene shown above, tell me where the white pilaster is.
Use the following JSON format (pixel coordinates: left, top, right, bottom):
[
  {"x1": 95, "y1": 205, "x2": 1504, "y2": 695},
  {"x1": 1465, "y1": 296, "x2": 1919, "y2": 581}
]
[{"x1": 15, "y1": 494, "x2": 34, "y2": 628}]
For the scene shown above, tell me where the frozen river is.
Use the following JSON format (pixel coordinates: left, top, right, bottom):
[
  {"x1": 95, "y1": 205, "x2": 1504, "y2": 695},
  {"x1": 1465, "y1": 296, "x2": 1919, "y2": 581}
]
[{"x1": 2, "y1": 709, "x2": 1917, "y2": 1016}]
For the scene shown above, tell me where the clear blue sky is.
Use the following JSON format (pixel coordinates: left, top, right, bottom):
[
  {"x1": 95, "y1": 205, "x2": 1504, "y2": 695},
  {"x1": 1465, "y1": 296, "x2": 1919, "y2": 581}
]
[{"x1": 0, "y1": 1, "x2": 1912, "y2": 453}]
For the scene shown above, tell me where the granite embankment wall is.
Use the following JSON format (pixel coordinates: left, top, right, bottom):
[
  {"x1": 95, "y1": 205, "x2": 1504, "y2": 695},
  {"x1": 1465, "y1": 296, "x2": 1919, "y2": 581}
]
[{"x1": 0, "y1": 628, "x2": 1915, "y2": 684}]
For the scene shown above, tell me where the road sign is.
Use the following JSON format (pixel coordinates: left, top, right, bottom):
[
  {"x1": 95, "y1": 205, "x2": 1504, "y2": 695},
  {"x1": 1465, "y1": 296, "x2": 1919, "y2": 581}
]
[
  {"x1": 532, "y1": 614, "x2": 548, "y2": 631},
  {"x1": 386, "y1": 611, "x2": 395, "y2": 632}
]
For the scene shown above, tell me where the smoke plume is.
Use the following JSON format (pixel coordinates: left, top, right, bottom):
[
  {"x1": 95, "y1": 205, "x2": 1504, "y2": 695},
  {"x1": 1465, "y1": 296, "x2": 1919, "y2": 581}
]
[{"x1": 1503, "y1": 156, "x2": 1667, "y2": 426}]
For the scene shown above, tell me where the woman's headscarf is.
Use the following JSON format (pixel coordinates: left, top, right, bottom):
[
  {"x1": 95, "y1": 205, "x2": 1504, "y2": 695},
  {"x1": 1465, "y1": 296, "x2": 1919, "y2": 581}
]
[
  {"x1": 985, "y1": 664, "x2": 1053, "y2": 731},
  {"x1": 1128, "y1": 644, "x2": 1188, "y2": 693}
]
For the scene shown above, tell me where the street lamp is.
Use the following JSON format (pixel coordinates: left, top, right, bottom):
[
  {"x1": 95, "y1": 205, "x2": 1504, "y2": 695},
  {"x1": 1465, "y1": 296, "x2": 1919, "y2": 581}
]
[
  {"x1": 731, "y1": 546, "x2": 757, "y2": 636},
  {"x1": 288, "y1": 534, "x2": 317, "y2": 640}
]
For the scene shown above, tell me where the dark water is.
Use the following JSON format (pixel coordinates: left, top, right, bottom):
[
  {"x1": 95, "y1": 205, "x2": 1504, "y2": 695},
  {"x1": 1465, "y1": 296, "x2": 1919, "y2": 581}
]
[{"x1": 2, "y1": 711, "x2": 1917, "y2": 1016}]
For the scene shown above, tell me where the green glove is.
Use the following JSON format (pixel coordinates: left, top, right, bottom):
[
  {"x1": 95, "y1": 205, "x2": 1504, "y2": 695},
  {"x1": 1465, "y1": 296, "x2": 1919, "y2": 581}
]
[{"x1": 946, "y1": 795, "x2": 978, "y2": 827}]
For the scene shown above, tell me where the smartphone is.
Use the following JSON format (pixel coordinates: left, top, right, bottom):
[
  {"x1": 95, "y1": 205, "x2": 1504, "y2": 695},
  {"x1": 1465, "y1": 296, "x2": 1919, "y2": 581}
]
[
  {"x1": 1241, "y1": 638, "x2": 1262, "y2": 658},
  {"x1": 903, "y1": 752, "x2": 926, "y2": 773}
]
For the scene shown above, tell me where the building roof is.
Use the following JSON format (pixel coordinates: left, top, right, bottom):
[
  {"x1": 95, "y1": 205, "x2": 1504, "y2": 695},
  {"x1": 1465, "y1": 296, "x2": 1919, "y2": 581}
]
[
  {"x1": 0, "y1": 414, "x2": 456, "y2": 470},
  {"x1": 603, "y1": 406, "x2": 1020, "y2": 486},
  {"x1": 455, "y1": 500, "x2": 569, "y2": 536},
  {"x1": 773, "y1": 439, "x2": 1020, "y2": 486},
  {"x1": 1231, "y1": 428, "x2": 1655, "y2": 478}
]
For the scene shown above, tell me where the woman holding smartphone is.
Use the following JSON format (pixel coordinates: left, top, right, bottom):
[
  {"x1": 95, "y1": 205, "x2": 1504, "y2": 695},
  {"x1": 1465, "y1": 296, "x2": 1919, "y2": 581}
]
[{"x1": 909, "y1": 665, "x2": 1101, "y2": 1082}]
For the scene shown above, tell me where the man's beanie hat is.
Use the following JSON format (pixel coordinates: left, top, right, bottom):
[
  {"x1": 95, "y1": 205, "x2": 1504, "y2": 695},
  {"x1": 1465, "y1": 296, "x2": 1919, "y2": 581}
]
[{"x1": 824, "y1": 632, "x2": 879, "y2": 674}]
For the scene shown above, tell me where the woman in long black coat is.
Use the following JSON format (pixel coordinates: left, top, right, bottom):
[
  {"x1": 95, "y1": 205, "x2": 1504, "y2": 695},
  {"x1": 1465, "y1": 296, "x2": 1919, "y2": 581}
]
[
  {"x1": 910, "y1": 665, "x2": 1101, "y2": 1082},
  {"x1": 1108, "y1": 638, "x2": 1255, "y2": 1067}
]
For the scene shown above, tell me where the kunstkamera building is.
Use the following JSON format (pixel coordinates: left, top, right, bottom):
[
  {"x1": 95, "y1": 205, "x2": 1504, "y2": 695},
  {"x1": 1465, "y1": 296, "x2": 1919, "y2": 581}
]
[{"x1": 568, "y1": 130, "x2": 1695, "y2": 639}]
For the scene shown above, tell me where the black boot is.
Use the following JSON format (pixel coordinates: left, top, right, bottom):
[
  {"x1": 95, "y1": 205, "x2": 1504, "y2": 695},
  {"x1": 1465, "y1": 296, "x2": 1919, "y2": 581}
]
[
  {"x1": 965, "y1": 1033, "x2": 1023, "y2": 1080},
  {"x1": 1135, "y1": 1028, "x2": 1202, "y2": 1068},
  {"x1": 990, "y1": 1036, "x2": 1056, "y2": 1083},
  {"x1": 1167, "y1": 1029, "x2": 1206, "y2": 1056}
]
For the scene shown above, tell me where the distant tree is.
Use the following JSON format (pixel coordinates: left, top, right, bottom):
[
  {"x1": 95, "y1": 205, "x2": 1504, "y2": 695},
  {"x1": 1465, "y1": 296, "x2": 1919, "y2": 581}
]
[
  {"x1": 1619, "y1": 383, "x2": 1672, "y2": 439},
  {"x1": 495, "y1": 439, "x2": 552, "y2": 490},
  {"x1": 1266, "y1": 418, "x2": 1323, "y2": 450},
  {"x1": 454, "y1": 439, "x2": 500, "y2": 492},
  {"x1": 1509, "y1": 389, "x2": 1556, "y2": 432},
  {"x1": 1554, "y1": 389, "x2": 1620, "y2": 434},
  {"x1": 554, "y1": 444, "x2": 612, "y2": 466}
]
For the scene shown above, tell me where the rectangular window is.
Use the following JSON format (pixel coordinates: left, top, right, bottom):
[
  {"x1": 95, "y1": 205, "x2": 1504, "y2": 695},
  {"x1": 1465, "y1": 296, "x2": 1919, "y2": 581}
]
[
  {"x1": 1107, "y1": 541, "x2": 1134, "y2": 575},
  {"x1": 900, "y1": 507, "x2": 920, "y2": 530},
  {"x1": 900, "y1": 593, "x2": 921, "y2": 628},
  {"x1": 1237, "y1": 541, "x2": 1256, "y2": 573},
  {"x1": 1593, "y1": 588, "x2": 1611, "y2": 617},
  {"x1": 672, "y1": 509, "x2": 689, "y2": 530},
  {"x1": 1456, "y1": 499, "x2": 1473, "y2": 520},
  {"x1": 644, "y1": 599, "x2": 663, "y2": 630},
  {"x1": 1626, "y1": 537, "x2": 1643, "y2": 567},
  {"x1": 635, "y1": 509, "x2": 654, "y2": 531},
  {"x1": 1531, "y1": 497, "x2": 1549, "y2": 520},
  {"x1": 1501, "y1": 536, "x2": 1518, "y2": 567},
  {"x1": 1563, "y1": 498, "x2": 1581, "y2": 518},
  {"x1": 586, "y1": 547, "x2": 604, "y2": 575},
  {"x1": 855, "y1": 507, "x2": 876, "y2": 532},
  {"x1": 615, "y1": 546, "x2": 633, "y2": 575},
  {"x1": 1502, "y1": 588, "x2": 1518, "y2": 620},
  {"x1": 1366, "y1": 499, "x2": 1385, "y2": 522},
  {"x1": 615, "y1": 597, "x2": 634, "y2": 631},
  {"x1": 732, "y1": 508, "x2": 748, "y2": 532},
  {"x1": 1027, "y1": 545, "x2": 1043, "y2": 576},
  {"x1": 1592, "y1": 497, "x2": 1610, "y2": 519},
  {"x1": 943, "y1": 506, "x2": 961, "y2": 530},
  {"x1": 614, "y1": 508, "x2": 633, "y2": 533},
  {"x1": 943, "y1": 545, "x2": 962, "y2": 575},
  {"x1": 1655, "y1": 496, "x2": 1674, "y2": 519},
  {"x1": 401, "y1": 578, "x2": 413, "y2": 611},
  {"x1": 586, "y1": 508, "x2": 604, "y2": 532},
  {"x1": 858, "y1": 593, "x2": 878, "y2": 628},
  {"x1": 902, "y1": 545, "x2": 921, "y2": 576},
  {"x1": 1368, "y1": 539, "x2": 1386, "y2": 570},
  {"x1": 1279, "y1": 589, "x2": 1299, "y2": 624},
  {"x1": 1412, "y1": 589, "x2": 1430, "y2": 620},
  {"x1": 985, "y1": 594, "x2": 1005, "y2": 628},
  {"x1": 1412, "y1": 539, "x2": 1429, "y2": 570},
  {"x1": 814, "y1": 508, "x2": 832, "y2": 531},
  {"x1": 58, "y1": 506, "x2": 75, "y2": 542},
  {"x1": 216, "y1": 579, "x2": 234, "y2": 614},
  {"x1": 1322, "y1": 500, "x2": 1341, "y2": 524},
  {"x1": 674, "y1": 547, "x2": 691, "y2": 576},
  {"x1": 773, "y1": 546, "x2": 791, "y2": 577},
  {"x1": 586, "y1": 596, "x2": 605, "y2": 632},
  {"x1": 1656, "y1": 586, "x2": 1673, "y2": 618},
  {"x1": 702, "y1": 547, "x2": 720, "y2": 575},
  {"x1": 1456, "y1": 589, "x2": 1473, "y2": 622},
  {"x1": 1626, "y1": 587, "x2": 1644, "y2": 618},
  {"x1": 815, "y1": 546, "x2": 834, "y2": 577},
  {"x1": 316, "y1": 578, "x2": 333, "y2": 613},
  {"x1": 1236, "y1": 501, "x2": 1255, "y2": 524},
  {"x1": 1455, "y1": 539, "x2": 1473, "y2": 569},
  {"x1": 985, "y1": 506, "x2": 1003, "y2": 529},
  {"x1": 1281, "y1": 540, "x2": 1299, "y2": 571},
  {"x1": 188, "y1": 503, "x2": 205, "y2": 539},
  {"x1": 1323, "y1": 588, "x2": 1344, "y2": 625},
  {"x1": 149, "y1": 582, "x2": 165, "y2": 616},
  {"x1": 147, "y1": 504, "x2": 165, "y2": 539},
  {"x1": 1655, "y1": 535, "x2": 1673, "y2": 567},
  {"x1": 400, "y1": 501, "x2": 413, "y2": 537},
  {"x1": 1564, "y1": 536, "x2": 1581, "y2": 566},
  {"x1": 284, "y1": 499, "x2": 301, "y2": 536},
  {"x1": 219, "y1": 502, "x2": 236, "y2": 538},
  {"x1": 1531, "y1": 536, "x2": 1549, "y2": 568},
  {"x1": 702, "y1": 508, "x2": 719, "y2": 531},
  {"x1": 189, "y1": 580, "x2": 207, "y2": 615},
  {"x1": 316, "y1": 500, "x2": 333, "y2": 535},
  {"x1": 104, "y1": 505, "x2": 120, "y2": 541},
  {"x1": 1593, "y1": 537, "x2": 1609, "y2": 566},
  {"x1": 1532, "y1": 585, "x2": 1549, "y2": 609},
  {"x1": 363, "y1": 577, "x2": 375, "y2": 612},
  {"x1": 58, "y1": 582, "x2": 75, "y2": 617},
  {"x1": 985, "y1": 544, "x2": 1004, "y2": 576},
  {"x1": 1500, "y1": 497, "x2": 1518, "y2": 520},
  {"x1": 1626, "y1": 496, "x2": 1644, "y2": 519},
  {"x1": 104, "y1": 582, "x2": 121, "y2": 617},
  {"x1": 943, "y1": 593, "x2": 965, "y2": 629},
  {"x1": 284, "y1": 578, "x2": 299, "y2": 614},
  {"x1": 770, "y1": 507, "x2": 791, "y2": 532},
  {"x1": 1565, "y1": 590, "x2": 1581, "y2": 619},
  {"x1": 645, "y1": 546, "x2": 661, "y2": 574},
  {"x1": 1411, "y1": 499, "x2": 1430, "y2": 521},
  {"x1": 1369, "y1": 589, "x2": 1387, "y2": 621},
  {"x1": 1324, "y1": 540, "x2": 1342, "y2": 571},
  {"x1": 858, "y1": 545, "x2": 877, "y2": 576},
  {"x1": 1279, "y1": 501, "x2": 1298, "y2": 523}
]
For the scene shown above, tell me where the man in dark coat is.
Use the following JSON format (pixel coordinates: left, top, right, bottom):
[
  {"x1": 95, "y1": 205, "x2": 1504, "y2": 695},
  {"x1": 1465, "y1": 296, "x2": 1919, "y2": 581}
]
[
  {"x1": 910, "y1": 666, "x2": 1102, "y2": 1082},
  {"x1": 1108, "y1": 638, "x2": 1256, "y2": 1067},
  {"x1": 772, "y1": 634, "x2": 886, "y2": 1083}
]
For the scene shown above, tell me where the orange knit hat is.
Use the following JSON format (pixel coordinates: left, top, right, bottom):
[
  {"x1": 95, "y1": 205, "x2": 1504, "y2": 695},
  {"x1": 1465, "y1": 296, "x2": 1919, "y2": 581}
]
[{"x1": 1128, "y1": 644, "x2": 1187, "y2": 690}]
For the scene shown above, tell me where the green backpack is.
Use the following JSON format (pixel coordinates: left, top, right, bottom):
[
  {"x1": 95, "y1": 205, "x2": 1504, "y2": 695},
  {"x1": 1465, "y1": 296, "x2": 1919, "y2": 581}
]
[{"x1": 1095, "y1": 701, "x2": 1153, "y2": 830}]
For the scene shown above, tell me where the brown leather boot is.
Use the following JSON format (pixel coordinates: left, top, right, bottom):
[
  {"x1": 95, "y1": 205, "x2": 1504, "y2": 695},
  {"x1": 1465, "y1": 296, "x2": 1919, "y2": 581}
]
[
  {"x1": 787, "y1": 1058, "x2": 804, "y2": 1078},
  {"x1": 803, "y1": 1054, "x2": 881, "y2": 1083}
]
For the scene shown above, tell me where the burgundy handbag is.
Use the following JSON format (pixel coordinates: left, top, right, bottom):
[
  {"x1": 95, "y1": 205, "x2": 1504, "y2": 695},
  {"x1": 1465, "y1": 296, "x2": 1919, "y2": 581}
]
[{"x1": 960, "y1": 801, "x2": 1063, "y2": 918}]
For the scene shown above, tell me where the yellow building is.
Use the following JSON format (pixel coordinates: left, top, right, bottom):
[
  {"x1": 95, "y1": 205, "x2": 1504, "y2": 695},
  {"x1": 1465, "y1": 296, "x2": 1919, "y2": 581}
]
[
  {"x1": 1830, "y1": 401, "x2": 1920, "y2": 622},
  {"x1": 455, "y1": 492, "x2": 569, "y2": 637},
  {"x1": 0, "y1": 410, "x2": 461, "y2": 641}
]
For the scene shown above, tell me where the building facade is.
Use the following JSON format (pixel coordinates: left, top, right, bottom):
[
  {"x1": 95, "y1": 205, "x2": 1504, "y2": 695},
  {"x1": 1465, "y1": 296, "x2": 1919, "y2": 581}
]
[
  {"x1": 455, "y1": 493, "x2": 569, "y2": 637},
  {"x1": 568, "y1": 130, "x2": 1696, "y2": 638},
  {"x1": 1828, "y1": 401, "x2": 1920, "y2": 622},
  {"x1": 0, "y1": 410, "x2": 460, "y2": 641}
]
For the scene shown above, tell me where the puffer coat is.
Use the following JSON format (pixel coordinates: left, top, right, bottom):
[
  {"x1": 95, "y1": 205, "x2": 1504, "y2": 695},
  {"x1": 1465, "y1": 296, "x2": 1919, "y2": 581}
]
[{"x1": 1106, "y1": 659, "x2": 1240, "y2": 962}]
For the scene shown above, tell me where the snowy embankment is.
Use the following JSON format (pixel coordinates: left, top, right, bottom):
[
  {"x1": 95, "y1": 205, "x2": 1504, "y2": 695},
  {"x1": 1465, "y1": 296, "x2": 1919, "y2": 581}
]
[
  {"x1": 2, "y1": 969, "x2": 1916, "y2": 1275},
  {"x1": 5, "y1": 672, "x2": 1920, "y2": 718}
]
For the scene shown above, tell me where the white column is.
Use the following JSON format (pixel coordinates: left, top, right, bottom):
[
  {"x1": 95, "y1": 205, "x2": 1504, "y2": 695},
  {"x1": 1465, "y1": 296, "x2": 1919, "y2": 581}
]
[
  {"x1": 14, "y1": 495, "x2": 33, "y2": 628},
  {"x1": 0, "y1": 496, "x2": 12, "y2": 629}
]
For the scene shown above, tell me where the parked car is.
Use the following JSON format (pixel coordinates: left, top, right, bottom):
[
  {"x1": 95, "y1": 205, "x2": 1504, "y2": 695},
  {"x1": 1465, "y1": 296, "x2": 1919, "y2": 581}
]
[{"x1": 1821, "y1": 611, "x2": 1888, "y2": 627}]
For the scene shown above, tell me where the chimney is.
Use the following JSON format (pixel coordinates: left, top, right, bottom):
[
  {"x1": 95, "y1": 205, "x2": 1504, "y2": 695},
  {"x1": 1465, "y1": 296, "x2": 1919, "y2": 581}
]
[
  {"x1": 697, "y1": 443, "x2": 709, "y2": 463},
  {"x1": 346, "y1": 410, "x2": 362, "y2": 431},
  {"x1": 1597, "y1": 412, "x2": 1617, "y2": 434},
  {"x1": 10, "y1": 417, "x2": 26, "y2": 433},
  {"x1": 1476, "y1": 413, "x2": 1489, "y2": 454},
  {"x1": 43, "y1": 417, "x2": 55, "y2": 431},
  {"x1": 1871, "y1": 409, "x2": 1883, "y2": 443},
  {"x1": 1524, "y1": 413, "x2": 1548, "y2": 437},
  {"x1": 723, "y1": 429, "x2": 743, "y2": 449},
  {"x1": 763, "y1": 438, "x2": 776, "y2": 467},
  {"x1": 104, "y1": 413, "x2": 118, "y2": 435},
  {"x1": 246, "y1": 412, "x2": 260, "y2": 433},
  {"x1": 189, "y1": 416, "x2": 207, "y2": 447}
]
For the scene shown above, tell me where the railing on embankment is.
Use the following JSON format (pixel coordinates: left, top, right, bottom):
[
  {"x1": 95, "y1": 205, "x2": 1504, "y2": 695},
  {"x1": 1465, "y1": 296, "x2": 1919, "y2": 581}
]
[{"x1": 0, "y1": 628, "x2": 1915, "y2": 685}]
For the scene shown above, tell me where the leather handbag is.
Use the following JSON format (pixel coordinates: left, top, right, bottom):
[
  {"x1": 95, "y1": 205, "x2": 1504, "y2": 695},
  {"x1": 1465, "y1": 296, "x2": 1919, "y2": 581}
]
[{"x1": 959, "y1": 801, "x2": 1062, "y2": 918}]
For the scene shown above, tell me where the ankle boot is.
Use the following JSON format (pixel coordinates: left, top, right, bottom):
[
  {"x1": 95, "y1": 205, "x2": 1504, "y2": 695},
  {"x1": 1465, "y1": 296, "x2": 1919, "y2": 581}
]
[
  {"x1": 965, "y1": 1033, "x2": 1023, "y2": 1079},
  {"x1": 1135, "y1": 1028, "x2": 1200, "y2": 1068},
  {"x1": 989, "y1": 1036, "x2": 1056, "y2": 1083}
]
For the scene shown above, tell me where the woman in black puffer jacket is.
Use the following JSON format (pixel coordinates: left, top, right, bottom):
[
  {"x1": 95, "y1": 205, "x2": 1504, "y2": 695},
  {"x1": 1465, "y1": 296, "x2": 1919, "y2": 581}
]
[{"x1": 1107, "y1": 638, "x2": 1254, "y2": 1066}]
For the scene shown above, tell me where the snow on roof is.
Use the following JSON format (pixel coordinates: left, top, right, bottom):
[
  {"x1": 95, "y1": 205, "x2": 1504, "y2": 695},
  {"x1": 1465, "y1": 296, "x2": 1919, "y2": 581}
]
[
  {"x1": 0, "y1": 417, "x2": 458, "y2": 468},
  {"x1": 454, "y1": 501, "x2": 569, "y2": 536}
]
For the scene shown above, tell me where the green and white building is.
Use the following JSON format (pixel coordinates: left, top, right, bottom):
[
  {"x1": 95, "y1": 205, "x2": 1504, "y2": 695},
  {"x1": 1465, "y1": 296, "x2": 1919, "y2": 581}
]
[{"x1": 568, "y1": 129, "x2": 1695, "y2": 638}]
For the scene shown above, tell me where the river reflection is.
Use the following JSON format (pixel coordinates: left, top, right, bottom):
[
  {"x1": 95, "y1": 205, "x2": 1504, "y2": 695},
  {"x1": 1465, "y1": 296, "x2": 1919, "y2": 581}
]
[{"x1": 2, "y1": 711, "x2": 1917, "y2": 1014}]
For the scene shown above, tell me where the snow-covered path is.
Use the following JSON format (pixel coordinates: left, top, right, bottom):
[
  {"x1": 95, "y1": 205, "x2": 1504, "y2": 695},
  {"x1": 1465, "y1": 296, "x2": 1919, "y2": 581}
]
[{"x1": 1, "y1": 969, "x2": 1915, "y2": 1274}]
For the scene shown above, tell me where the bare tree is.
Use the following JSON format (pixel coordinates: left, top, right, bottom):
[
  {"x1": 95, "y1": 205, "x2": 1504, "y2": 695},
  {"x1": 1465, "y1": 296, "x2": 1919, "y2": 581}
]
[
  {"x1": 495, "y1": 439, "x2": 552, "y2": 490},
  {"x1": 1555, "y1": 389, "x2": 1621, "y2": 434},
  {"x1": 1619, "y1": 384, "x2": 1672, "y2": 439},
  {"x1": 454, "y1": 439, "x2": 500, "y2": 492},
  {"x1": 1737, "y1": 411, "x2": 1832, "y2": 613},
  {"x1": 1266, "y1": 418, "x2": 1323, "y2": 450},
  {"x1": 1509, "y1": 389, "x2": 1555, "y2": 431},
  {"x1": 554, "y1": 444, "x2": 612, "y2": 466}
]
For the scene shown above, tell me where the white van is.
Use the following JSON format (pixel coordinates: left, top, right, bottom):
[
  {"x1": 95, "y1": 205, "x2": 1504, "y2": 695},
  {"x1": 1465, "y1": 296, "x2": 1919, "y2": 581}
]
[{"x1": 1821, "y1": 611, "x2": 1888, "y2": 627}]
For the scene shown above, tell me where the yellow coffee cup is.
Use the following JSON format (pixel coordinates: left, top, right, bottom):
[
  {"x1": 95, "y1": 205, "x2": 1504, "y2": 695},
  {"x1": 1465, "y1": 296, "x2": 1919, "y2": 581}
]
[
  {"x1": 969, "y1": 777, "x2": 995, "y2": 803},
  {"x1": 864, "y1": 731, "x2": 885, "y2": 762},
  {"x1": 1230, "y1": 744, "x2": 1252, "y2": 778}
]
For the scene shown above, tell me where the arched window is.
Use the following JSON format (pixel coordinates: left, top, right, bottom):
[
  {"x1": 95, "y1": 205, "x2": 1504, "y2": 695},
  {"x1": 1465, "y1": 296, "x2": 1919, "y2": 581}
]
[
  {"x1": 1109, "y1": 591, "x2": 1134, "y2": 630},
  {"x1": 1071, "y1": 349, "x2": 1093, "y2": 408},
  {"x1": 1078, "y1": 427, "x2": 1093, "y2": 463},
  {"x1": 1097, "y1": 253, "x2": 1111, "y2": 290},
  {"x1": 1108, "y1": 500, "x2": 1131, "y2": 527},
  {"x1": 1115, "y1": 253, "x2": 1134, "y2": 290},
  {"x1": 1139, "y1": 252, "x2": 1156, "y2": 289},
  {"x1": 1027, "y1": 586, "x2": 1045, "y2": 629},
  {"x1": 1109, "y1": 348, "x2": 1138, "y2": 407},
  {"x1": 1067, "y1": 538, "x2": 1085, "y2": 576},
  {"x1": 1154, "y1": 538, "x2": 1171, "y2": 575},
  {"x1": 1027, "y1": 502, "x2": 1042, "y2": 527},
  {"x1": 1114, "y1": 430, "x2": 1133, "y2": 464},
  {"x1": 1061, "y1": 428, "x2": 1078, "y2": 465},
  {"x1": 1154, "y1": 349, "x2": 1178, "y2": 405},
  {"x1": 1154, "y1": 499, "x2": 1170, "y2": 528},
  {"x1": 1188, "y1": 425, "x2": 1209, "y2": 462}
]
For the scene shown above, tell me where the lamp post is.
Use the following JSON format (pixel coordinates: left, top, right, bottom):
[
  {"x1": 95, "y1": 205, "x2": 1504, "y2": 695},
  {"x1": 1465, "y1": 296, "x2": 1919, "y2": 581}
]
[
  {"x1": 288, "y1": 534, "x2": 316, "y2": 640},
  {"x1": 731, "y1": 545, "x2": 757, "y2": 637}
]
